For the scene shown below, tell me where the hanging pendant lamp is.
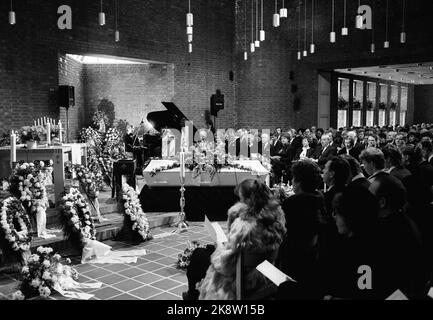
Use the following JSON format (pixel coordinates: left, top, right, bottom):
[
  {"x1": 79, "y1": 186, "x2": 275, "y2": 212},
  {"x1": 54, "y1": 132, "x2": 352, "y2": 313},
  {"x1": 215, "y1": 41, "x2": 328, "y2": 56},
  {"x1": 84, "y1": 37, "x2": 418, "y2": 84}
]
[
  {"x1": 114, "y1": 0, "x2": 120, "y2": 42},
  {"x1": 297, "y1": 2, "x2": 301, "y2": 60},
  {"x1": 260, "y1": 0, "x2": 265, "y2": 41},
  {"x1": 273, "y1": 0, "x2": 280, "y2": 27},
  {"x1": 342, "y1": 0, "x2": 348, "y2": 35},
  {"x1": 251, "y1": 0, "x2": 255, "y2": 52},
  {"x1": 9, "y1": 0, "x2": 16, "y2": 25},
  {"x1": 384, "y1": 0, "x2": 390, "y2": 48},
  {"x1": 280, "y1": 0, "x2": 288, "y2": 18},
  {"x1": 310, "y1": 0, "x2": 315, "y2": 53},
  {"x1": 400, "y1": 0, "x2": 406, "y2": 43},
  {"x1": 303, "y1": 0, "x2": 308, "y2": 56},
  {"x1": 255, "y1": 0, "x2": 260, "y2": 47},
  {"x1": 244, "y1": 0, "x2": 248, "y2": 60},
  {"x1": 99, "y1": 0, "x2": 106, "y2": 26},
  {"x1": 330, "y1": 0, "x2": 336, "y2": 43}
]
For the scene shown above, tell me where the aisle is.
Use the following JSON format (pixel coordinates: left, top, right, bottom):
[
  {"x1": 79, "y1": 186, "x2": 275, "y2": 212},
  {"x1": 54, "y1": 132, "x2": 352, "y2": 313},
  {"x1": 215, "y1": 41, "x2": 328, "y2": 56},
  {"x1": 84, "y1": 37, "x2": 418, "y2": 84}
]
[{"x1": 0, "y1": 222, "x2": 227, "y2": 300}]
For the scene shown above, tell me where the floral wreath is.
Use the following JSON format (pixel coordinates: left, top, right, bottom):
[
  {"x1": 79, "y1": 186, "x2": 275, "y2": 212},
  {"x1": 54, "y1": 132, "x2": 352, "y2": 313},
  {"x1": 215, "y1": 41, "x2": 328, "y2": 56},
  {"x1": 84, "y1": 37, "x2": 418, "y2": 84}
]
[
  {"x1": 59, "y1": 188, "x2": 96, "y2": 249},
  {"x1": 12, "y1": 246, "x2": 78, "y2": 300},
  {"x1": 0, "y1": 197, "x2": 32, "y2": 257},
  {"x1": 121, "y1": 183, "x2": 152, "y2": 241}
]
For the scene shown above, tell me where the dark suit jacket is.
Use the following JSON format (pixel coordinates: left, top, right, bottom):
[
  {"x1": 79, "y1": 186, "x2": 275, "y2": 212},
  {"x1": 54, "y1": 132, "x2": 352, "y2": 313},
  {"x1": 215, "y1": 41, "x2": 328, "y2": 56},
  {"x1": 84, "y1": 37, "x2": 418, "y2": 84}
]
[
  {"x1": 337, "y1": 147, "x2": 361, "y2": 159},
  {"x1": 317, "y1": 145, "x2": 338, "y2": 168},
  {"x1": 389, "y1": 167, "x2": 412, "y2": 182},
  {"x1": 294, "y1": 147, "x2": 316, "y2": 160},
  {"x1": 271, "y1": 135, "x2": 282, "y2": 156},
  {"x1": 348, "y1": 177, "x2": 370, "y2": 190}
]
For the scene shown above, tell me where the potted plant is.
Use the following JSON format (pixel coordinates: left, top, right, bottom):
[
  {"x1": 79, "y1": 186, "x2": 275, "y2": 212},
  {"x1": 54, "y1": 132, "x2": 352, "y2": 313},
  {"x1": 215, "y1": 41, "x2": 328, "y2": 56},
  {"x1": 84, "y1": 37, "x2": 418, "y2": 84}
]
[
  {"x1": 353, "y1": 99, "x2": 362, "y2": 110},
  {"x1": 338, "y1": 96, "x2": 348, "y2": 109},
  {"x1": 378, "y1": 102, "x2": 387, "y2": 110},
  {"x1": 366, "y1": 100, "x2": 374, "y2": 110},
  {"x1": 19, "y1": 126, "x2": 45, "y2": 149}
]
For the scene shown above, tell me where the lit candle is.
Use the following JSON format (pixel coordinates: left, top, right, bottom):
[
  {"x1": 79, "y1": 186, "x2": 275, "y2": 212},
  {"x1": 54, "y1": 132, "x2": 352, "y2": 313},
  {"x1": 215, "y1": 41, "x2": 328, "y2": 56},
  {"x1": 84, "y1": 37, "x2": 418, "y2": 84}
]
[
  {"x1": 46, "y1": 122, "x2": 51, "y2": 145},
  {"x1": 58, "y1": 121, "x2": 63, "y2": 143},
  {"x1": 10, "y1": 130, "x2": 16, "y2": 169},
  {"x1": 180, "y1": 151, "x2": 185, "y2": 180},
  {"x1": 34, "y1": 120, "x2": 37, "y2": 126}
]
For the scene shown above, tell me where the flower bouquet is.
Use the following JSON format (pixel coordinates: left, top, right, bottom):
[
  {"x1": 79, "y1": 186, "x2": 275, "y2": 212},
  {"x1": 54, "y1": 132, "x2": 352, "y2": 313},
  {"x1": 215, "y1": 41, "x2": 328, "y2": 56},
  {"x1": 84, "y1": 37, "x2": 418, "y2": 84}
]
[
  {"x1": 59, "y1": 187, "x2": 96, "y2": 251},
  {"x1": 8, "y1": 162, "x2": 49, "y2": 237},
  {"x1": 119, "y1": 183, "x2": 152, "y2": 242},
  {"x1": 19, "y1": 126, "x2": 46, "y2": 149},
  {"x1": 176, "y1": 240, "x2": 207, "y2": 270},
  {"x1": 0, "y1": 197, "x2": 32, "y2": 264},
  {"x1": 11, "y1": 247, "x2": 78, "y2": 300},
  {"x1": 92, "y1": 110, "x2": 109, "y2": 132}
]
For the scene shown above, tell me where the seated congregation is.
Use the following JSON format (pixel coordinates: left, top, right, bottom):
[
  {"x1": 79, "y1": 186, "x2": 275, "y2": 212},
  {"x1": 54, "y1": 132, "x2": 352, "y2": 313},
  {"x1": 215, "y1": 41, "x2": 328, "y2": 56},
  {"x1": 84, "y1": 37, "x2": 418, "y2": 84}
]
[{"x1": 182, "y1": 124, "x2": 433, "y2": 300}]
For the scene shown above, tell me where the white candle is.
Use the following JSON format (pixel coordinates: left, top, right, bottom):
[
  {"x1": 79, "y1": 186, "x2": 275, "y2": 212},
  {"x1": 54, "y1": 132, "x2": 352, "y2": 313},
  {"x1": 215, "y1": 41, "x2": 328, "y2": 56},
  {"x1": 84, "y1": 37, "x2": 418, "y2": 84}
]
[
  {"x1": 180, "y1": 152, "x2": 185, "y2": 179},
  {"x1": 46, "y1": 122, "x2": 51, "y2": 145},
  {"x1": 58, "y1": 121, "x2": 63, "y2": 143},
  {"x1": 10, "y1": 130, "x2": 16, "y2": 168},
  {"x1": 34, "y1": 120, "x2": 37, "y2": 126}
]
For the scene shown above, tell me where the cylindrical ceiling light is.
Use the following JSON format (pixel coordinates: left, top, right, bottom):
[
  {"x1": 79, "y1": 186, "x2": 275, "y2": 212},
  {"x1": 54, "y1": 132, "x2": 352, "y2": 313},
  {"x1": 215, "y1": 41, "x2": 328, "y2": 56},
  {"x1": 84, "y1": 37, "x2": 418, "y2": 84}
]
[
  {"x1": 400, "y1": 0, "x2": 406, "y2": 43},
  {"x1": 356, "y1": 0, "x2": 363, "y2": 29},
  {"x1": 9, "y1": 0, "x2": 16, "y2": 25},
  {"x1": 342, "y1": 0, "x2": 348, "y2": 35},
  {"x1": 189, "y1": 43, "x2": 193, "y2": 53},
  {"x1": 99, "y1": 0, "x2": 106, "y2": 26},
  {"x1": 251, "y1": 0, "x2": 255, "y2": 52},
  {"x1": 297, "y1": 2, "x2": 301, "y2": 60},
  {"x1": 114, "y1": 0, "x2": 119, "y2": 42},
  {"x1": 384, "y1": 0, "x2": 389, "y2": 48},
  {"x1": 260, "y1": 0, "x2": 265, "y2": 41},
  {"x1": 310, "y1": 0, "x2": 315, "y2": 53},
  {"x1": 303, "y1": 0, "x2": 308, "y2": 57},
  {"x1": 255, "y1": 0, "x2": 260, "y2": 47},
  {"x1": 280, "y1": 0, "x2": 288, "y2": 18},
  {"x1": 273, "y1": 0, "x2": 280, "y2": 27},
  {"x1": 330, "y1": 0, "x2": 336, "y2": 43},
  {"x1": 244, "y1": 0, "x2": 248, "y2": 60},
  {"x1": 186, "y1": 0, "x2": 193, "y2": 42},
  {"x1": 371, "y1": 0, "x2": 375, "y2": 53}
]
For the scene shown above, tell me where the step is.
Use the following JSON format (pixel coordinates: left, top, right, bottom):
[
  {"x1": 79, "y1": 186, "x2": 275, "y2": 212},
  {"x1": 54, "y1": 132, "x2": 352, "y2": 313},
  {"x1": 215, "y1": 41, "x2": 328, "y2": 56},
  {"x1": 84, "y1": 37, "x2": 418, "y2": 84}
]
[{"x1": 0, "y1": 212, "x2": 180, "y2": 258}]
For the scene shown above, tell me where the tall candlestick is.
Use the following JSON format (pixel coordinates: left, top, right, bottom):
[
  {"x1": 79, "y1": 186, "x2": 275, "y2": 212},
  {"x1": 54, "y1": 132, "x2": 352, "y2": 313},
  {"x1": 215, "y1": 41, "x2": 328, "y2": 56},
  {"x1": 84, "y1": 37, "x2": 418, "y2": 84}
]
[
  {"x1": 58, "y1": 121, "x2": 63, "y2": 143},
  {"x1": 10, "y1": 130, "x2": 16, "y2": 169},
  {"x1": 46, "y1": 122, "x2": 51, "y2": 145},
  {"x1": 180, "y1": 152, "x2": 185, "y2": 179}
]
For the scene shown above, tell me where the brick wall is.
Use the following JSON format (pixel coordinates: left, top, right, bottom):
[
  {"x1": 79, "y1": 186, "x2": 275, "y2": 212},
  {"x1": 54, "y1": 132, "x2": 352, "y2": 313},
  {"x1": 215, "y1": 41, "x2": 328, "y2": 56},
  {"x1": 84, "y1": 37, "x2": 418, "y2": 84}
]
[
  {"x1": 58, "y1": 54, "x2": 85, "y2": 141},
  {"x1": 83, "y1": 63, "x2": 175, "y2": 128},
  {"x1": 0, "y1": 0, "x2": 236, "y2": 135},
  {"x1": 1, "y1": 0, "x2": 433, "y2": 138}
]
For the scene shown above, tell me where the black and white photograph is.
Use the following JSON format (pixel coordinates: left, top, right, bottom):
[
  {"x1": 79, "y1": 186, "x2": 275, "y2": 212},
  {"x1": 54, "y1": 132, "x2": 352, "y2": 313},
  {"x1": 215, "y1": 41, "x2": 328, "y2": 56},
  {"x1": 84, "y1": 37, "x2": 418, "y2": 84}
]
[{"x1": 0, "y1": 0, "x2": 433, "y2": 307}]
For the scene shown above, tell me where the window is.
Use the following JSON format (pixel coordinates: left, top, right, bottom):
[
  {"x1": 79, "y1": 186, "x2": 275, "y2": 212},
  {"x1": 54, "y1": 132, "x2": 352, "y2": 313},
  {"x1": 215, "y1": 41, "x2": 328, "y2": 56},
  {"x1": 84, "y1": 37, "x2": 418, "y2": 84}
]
[
  {"x1": 378, "y1": 84, "x2": 388, "y2": 127},
  {"x1": 366, "y1": 82, "x2": 376, "y2": 126},
  {"x1": 352, "y1": 80, "x2": 363, "y2": 127},
  {"x1": 337, "y1": 78, "x2": 350, "y2": 129},
  {"x1": 400, "y1": 87, "x2": 408, "y2": 126}
]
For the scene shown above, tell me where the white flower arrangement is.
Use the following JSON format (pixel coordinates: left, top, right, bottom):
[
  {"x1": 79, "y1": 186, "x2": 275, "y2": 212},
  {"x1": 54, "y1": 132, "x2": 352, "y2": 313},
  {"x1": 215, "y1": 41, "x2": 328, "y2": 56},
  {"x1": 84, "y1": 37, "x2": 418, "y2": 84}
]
[
  {"x1": 59, "y1": 188, "x2": 97, "y2": 249},
  {"x1": 8, "y1": 162, "x2": 49, "y2": 220},
  {"x1": 11, "y1": 247, "x2": 78, "y2": 300},
  {"x1": 0, "y1": 197, "x2": 32, "y2": 256},
  {"x1": 121, "y1": 183, "x2": 152, "y2": 241}
]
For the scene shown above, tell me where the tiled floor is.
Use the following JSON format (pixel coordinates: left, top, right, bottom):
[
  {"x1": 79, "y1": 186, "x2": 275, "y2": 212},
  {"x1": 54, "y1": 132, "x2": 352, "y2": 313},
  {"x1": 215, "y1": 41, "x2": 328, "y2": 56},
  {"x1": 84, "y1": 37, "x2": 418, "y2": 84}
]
[{"x1": 0, "y1": 222, "x2": 226, "y2": 300}]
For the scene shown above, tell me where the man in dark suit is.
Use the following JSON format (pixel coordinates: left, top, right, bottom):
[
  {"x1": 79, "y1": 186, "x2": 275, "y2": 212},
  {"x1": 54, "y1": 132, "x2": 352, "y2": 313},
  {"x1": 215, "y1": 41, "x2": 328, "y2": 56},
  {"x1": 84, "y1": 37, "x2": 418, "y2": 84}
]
[
  {"x1": 271, "y1": 127, "x2": 283, "y2": 156},
  {"x1": 347, "y1": 131, "x2": 365, "y2": 159},
  {"x1": 338, "y1": 138, "x2": 361, "y2": 160},
  {"x1": 382, "y1": 144, "x2": 412, "y2": 182},
  {"x1": 271, "y1": 134, "x2": 291, "y2": 184},
  {"x1": 314, "y1": 134, "x2": 337, "y2": 169},
  {"x1": 340, "y1": 154, "x2": 370, "y2": 190}
]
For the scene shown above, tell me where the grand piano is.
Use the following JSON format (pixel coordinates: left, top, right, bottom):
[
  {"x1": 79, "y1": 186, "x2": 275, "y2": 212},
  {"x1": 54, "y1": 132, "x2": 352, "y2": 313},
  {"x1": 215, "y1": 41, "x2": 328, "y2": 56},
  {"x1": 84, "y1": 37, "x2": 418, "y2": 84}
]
[{"x1": 146, "y1": 102, "x2": 197, "y2": 157}]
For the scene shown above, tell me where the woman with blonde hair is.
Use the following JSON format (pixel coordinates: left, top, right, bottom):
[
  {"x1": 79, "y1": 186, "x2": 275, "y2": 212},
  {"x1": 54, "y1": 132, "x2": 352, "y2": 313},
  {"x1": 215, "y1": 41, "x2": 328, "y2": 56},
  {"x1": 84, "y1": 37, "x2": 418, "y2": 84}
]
[{"x1": 184, "y1": 179, "x2": 286, "y2": 300}]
